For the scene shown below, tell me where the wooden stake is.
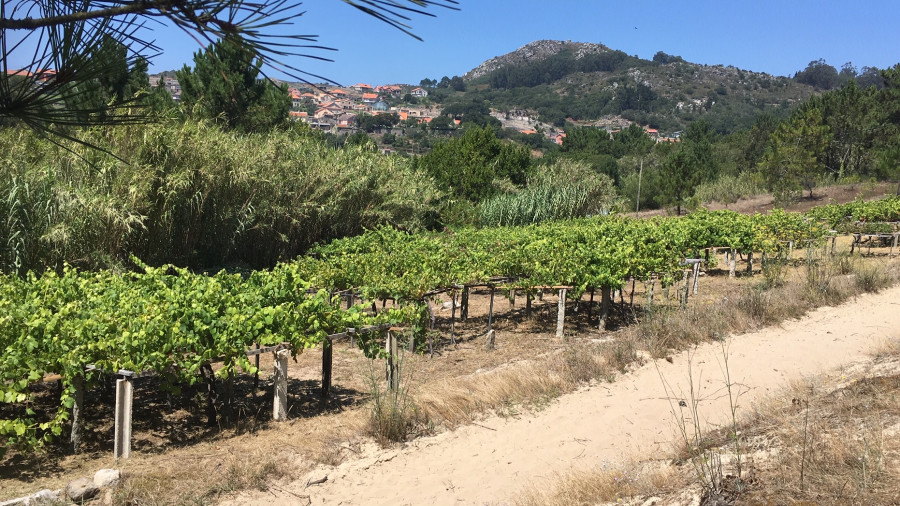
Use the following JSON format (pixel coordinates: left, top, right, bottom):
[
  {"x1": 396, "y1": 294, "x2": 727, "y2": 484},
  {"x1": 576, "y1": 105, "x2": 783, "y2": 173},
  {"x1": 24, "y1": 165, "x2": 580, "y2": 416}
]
[
  {"x1": 450, "y1": 293, "x2": 457, "y2": 346},
  {"x1": 461, "y1": 286, "x2": 469, "y2": 322},
  {"x1": 487, "y1": 285, "x2": 495, "y2": 332},
  {"x1": 426, "y1": 298, "x2": 435, "y2": 330},
  {"x1": 588, "y1": 288, "x2": 595, "y2": 318},
  {"x1": 321, "y1": 339, "x2": 333, "y2": 402},
  {"x1": 598, "y1": 287, "x2": 611, "y2": 330},
  {"x1": 71, "y1": 374, "x2": 84, "y2": 454}
]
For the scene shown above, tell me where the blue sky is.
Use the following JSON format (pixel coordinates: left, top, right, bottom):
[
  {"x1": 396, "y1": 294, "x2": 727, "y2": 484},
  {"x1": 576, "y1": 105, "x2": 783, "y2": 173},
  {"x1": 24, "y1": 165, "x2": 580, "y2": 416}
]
[
  {"x1": 14, "y1": 1, "x2": 900, "y2": 86},
  {"x1": 237, "y1": 0, "x2": 898, "y2": 86}
]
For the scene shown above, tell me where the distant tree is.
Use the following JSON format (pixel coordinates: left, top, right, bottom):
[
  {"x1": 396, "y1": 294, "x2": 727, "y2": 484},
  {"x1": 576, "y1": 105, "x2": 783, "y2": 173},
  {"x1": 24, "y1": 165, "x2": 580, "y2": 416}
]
[
  {"x1": 613, "y1": 123, "x2": 655, "y2": 157},
  {"x1": 344, "y1": 130, "x2": 377, "y2": 151},
  {"x1": 442, "y1": 100, "x2": 499, "y2": 127},
  {"x1": 537, "y1": 107, "x2": 567, "y2": 128},
  {"x1": 63, "y1": 35, "x2": 153, "y2": 123},
  {"x1": 459, "y1": 112, "x2": 501, "y2": 129},
  {"x1": 681, "y1": 120, "x2": 719, "y2": 181},
  {"x1": 812, "y1": 81, "x2": 880, "y2": 178},
  {"x1": 437, "y1": 76, "x2": 451, "y2": 88},
  {"x1": 449, "y1": 75, "x2": 466, "y2": 92},
  {"x1": 403, "y1": 93, "x2": 418, "y2": 104},
  {"x1": 413, "y1": 125, "x2": 532, "y2": 202},
  {"x1": 419, "y1": 78, "x2": 437, "y2": 88},
  {"x1": 839, "y1": 62, "x2": 858, "y2": 85},
  {"x1": 177, "y1": 35, "x2": 290, "y2": 132},
  {"x1": 562, "y1": 126, "x2": 622, "y2": 157},
  {"x1": 758, "y1": 106, "x2": 830, "y2": 202},
  {"x1": 613, "y1": 81, "x2": 657, "y2": 113},
  {"x1": 874, "y1": 65, "x2": 900, "y2": 193},
  {"x1": 856, "y1": 66, "x2": 885, "y2": 89},
  {"x1": 652, "y1": 51, "x2": 684, "y2": 64},
  {"x1": 743, "y1": 113, "x2": 779, "y2": 169},
  {"x1": 657, "y1": 146, "x2": 699, "y2": 215},
  {"x1": 794, "y1": 59, "x2": 840, "y2": 90},
  {"x1": 356, "y1": 112, "x2": 399, "y2": 133},
  {"x1": 428, "y1": 114, "x2": 454, "y2": 131}
]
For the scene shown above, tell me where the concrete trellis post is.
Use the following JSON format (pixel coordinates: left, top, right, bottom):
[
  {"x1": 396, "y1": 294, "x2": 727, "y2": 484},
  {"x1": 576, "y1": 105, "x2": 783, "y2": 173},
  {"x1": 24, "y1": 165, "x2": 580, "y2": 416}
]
[
  {"x1": 556, "y1": 288, "x2": 567, "y2": 338},
  {"x1": 114, "y1": 378, "x2": 133, "y2": 460},
  {"x1": 386, "y1": 330, "x2": 400, "y2": 391},
  {"x1": 273, "y1": 349, "x2": 289, "y2": 421}
]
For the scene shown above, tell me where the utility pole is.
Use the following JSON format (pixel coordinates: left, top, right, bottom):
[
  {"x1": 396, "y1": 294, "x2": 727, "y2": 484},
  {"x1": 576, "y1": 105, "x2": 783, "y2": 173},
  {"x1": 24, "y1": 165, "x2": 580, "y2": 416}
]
[{"x1": 636, "y1": 157, "x2": 644, "y2": 213}]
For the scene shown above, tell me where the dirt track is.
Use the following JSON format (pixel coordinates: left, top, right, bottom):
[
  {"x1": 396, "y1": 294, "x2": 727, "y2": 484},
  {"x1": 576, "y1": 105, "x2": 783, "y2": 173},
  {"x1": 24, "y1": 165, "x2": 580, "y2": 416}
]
[{"x1": 222, "y1": 286, "x2": 900, "y2": 506}]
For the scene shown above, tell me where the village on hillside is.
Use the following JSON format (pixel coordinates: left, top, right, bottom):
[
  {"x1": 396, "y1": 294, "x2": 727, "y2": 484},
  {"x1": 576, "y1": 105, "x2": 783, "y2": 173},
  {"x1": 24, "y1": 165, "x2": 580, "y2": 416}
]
[{"x1": 148, "y1": 75, "x2": 681, "y2": 148}]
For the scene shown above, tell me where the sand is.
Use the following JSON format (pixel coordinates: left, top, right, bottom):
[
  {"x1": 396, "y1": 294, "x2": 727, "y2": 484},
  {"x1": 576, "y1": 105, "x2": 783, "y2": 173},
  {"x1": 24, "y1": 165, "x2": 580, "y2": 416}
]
[{"x1": 221, "y1": 285, "x2": 900, "y2": 506}]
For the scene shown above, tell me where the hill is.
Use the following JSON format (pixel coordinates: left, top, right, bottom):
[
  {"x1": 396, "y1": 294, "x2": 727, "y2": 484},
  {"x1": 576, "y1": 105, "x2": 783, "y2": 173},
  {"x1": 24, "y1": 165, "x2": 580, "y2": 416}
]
[{"x1": 455, "y1": 40, "x2": 820, "y2": 134}]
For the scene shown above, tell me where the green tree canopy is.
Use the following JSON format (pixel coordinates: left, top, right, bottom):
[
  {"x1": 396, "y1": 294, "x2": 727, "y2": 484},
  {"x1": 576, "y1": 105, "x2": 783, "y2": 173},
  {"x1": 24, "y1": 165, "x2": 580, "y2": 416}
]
[
  {"x1": 757, "y1": 105, "x2": 831, "y2": 202},
  {"x1": 657, "y1": 146, "x2": 700, "y2": 215},
  {"x1": 177, "y1": 35, "x2": 290, "y2": 133},
  {"x1": 414, "y1": 125, "x2": 532, "y2": 202},
  {"x1": 794, "y1": 59, "x2": 840, "y2": 90}
]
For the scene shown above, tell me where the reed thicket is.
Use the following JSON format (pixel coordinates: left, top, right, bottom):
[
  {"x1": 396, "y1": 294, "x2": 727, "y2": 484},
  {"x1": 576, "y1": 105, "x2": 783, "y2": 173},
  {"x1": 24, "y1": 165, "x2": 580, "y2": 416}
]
[
  {"x1": 0, "y1": 122, "x2": 441, "y2": 273},
  {"x1": 478, "y1": 160, "x2": 622, "y2": 226}
]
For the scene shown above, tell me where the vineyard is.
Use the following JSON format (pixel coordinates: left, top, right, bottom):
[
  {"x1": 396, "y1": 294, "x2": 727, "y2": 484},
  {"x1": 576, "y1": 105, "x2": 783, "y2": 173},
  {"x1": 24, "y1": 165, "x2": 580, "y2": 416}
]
[{"x1": 2, "y1": 196, "x2": 899, "y2": 457}]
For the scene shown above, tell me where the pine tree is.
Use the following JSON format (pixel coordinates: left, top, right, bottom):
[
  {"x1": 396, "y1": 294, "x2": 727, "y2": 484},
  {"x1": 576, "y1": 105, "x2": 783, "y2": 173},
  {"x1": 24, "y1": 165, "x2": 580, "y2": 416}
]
[{"x1": 177, "y1": 36, "x2": 290, "y2": 133}]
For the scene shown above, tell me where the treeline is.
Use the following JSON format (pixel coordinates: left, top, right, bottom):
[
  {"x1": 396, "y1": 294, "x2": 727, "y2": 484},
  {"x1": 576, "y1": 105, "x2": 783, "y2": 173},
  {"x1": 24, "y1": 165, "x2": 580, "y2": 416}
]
[
  {"x1": 794, "y1": 59, "x2": 885, "y2": 91},
  {"x1": 487, "y1": 48, "x2": 637, "y2": 89},
  {"x1": 623, "y1": 65, "x2": 900, "y2": 210},
  {"x1": 484, "y1": 63, "x2": 900, "y2": 215}
]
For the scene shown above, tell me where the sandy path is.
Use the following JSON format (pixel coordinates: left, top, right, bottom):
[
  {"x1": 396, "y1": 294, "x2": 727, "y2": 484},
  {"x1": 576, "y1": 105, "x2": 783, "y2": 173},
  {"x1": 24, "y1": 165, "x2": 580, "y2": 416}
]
[{"x1": 223, "y1": 287, "x2": 900, "y2": 506}]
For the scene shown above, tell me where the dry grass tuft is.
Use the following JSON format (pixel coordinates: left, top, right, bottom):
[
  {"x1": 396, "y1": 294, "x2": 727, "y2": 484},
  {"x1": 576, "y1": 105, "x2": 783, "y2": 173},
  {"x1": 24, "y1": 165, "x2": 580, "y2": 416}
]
[
  {"x1": 115, "y1": 449, "x2": 292, "y2": 505},
  {"x1": 363, "y1": 354, "x2": 432, "y2": 447},
  {"x1": 622, "y1": 254, "x2": 900, "y2": 358},
  {"x1": 417, "y1": 342, "x2": 611, "y2": 428},
  {"x1": 515, "y1": 463, "x2": 685, "y2": 506},
  {"x1": 739, "y1": 363, "x2": 900, "y2": 504}
]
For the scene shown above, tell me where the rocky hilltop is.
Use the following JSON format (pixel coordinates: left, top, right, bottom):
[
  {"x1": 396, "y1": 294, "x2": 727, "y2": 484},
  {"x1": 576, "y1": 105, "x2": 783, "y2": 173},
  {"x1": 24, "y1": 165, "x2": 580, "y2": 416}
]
[{"x1": 464, "y1": 40, "x2": 614, "y2": 80}]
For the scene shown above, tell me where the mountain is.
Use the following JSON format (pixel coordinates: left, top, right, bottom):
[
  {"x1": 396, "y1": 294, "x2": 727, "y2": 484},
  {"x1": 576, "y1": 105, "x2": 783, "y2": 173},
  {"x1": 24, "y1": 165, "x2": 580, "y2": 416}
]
[{"x1": 455, "y1": 40, "x2": 819, "y2": 134}]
